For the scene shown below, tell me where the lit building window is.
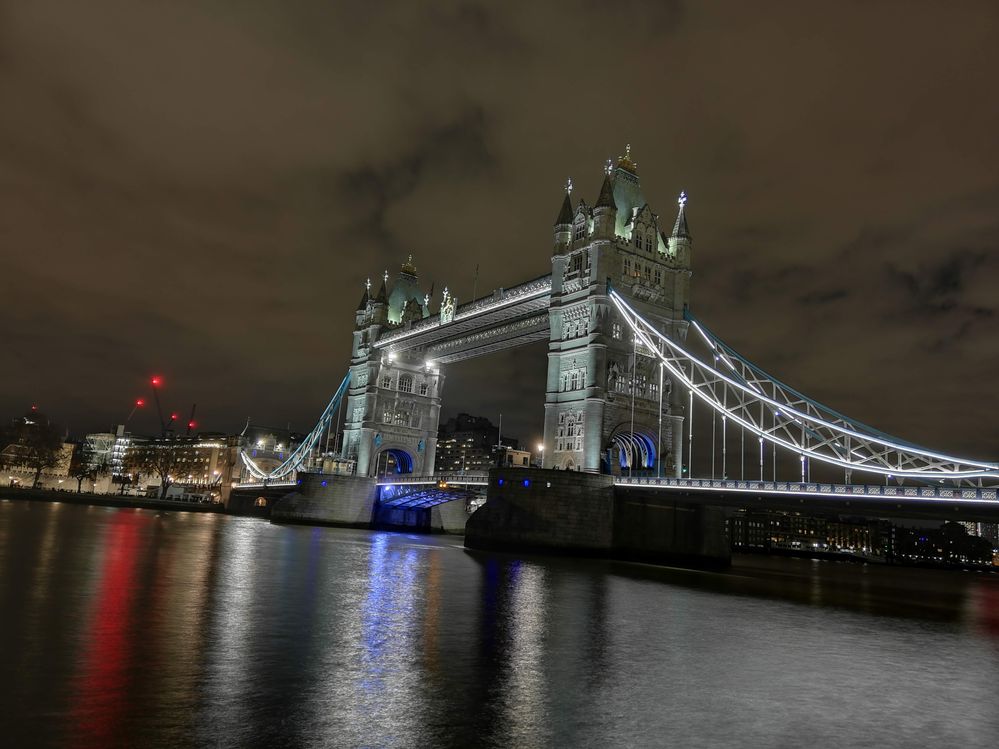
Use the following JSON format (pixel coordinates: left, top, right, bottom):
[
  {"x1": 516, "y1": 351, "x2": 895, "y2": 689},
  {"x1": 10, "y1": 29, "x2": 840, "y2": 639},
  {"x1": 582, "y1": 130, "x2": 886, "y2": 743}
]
[
  {"x1": 381, "y1": 376, "x2": 392, "y2": 389},
  {"x1": 419, "y1": 383, "x2": 429, "y2": 396},
  {"x1": 612, "y1": 322, "x2": 622, "y2": 339},
  {"x1": 399, "y1": 375, "x2": 413, "y2": 393}
]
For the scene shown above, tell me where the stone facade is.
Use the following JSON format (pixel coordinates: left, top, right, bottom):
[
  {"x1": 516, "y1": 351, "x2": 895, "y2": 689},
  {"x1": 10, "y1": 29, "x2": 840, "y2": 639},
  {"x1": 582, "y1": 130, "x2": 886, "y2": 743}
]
[
  {"x1": 543, "y1": 151, "x2": 692, "y2": 475},
  {"x1": 341, "y1": 262, "x2": 444, "y2": 478}
]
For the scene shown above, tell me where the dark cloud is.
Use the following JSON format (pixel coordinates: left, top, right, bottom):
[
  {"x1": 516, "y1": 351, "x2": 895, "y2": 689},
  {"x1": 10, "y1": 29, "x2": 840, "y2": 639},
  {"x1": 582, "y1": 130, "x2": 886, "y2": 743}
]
[{"x1": 1, "y1": 0, "x2": 998, "y2": 459}]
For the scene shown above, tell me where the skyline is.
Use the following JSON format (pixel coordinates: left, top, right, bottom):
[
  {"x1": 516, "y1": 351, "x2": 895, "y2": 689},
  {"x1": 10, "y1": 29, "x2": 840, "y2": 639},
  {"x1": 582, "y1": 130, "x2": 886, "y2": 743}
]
[{"x1": 2, "y1": 1, "x2": 998, "y2": 458}]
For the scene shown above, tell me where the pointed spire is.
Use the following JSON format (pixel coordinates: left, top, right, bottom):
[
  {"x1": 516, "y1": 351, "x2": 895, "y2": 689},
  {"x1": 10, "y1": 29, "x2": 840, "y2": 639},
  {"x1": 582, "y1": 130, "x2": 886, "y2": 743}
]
[
  {"x1": 375, "y1": 277, "x2": 388, "y2": 303},
  {"x1": 356, "y1": 285, "x2": 369, "y2": 311},
  {"x1": 671, "y1": 190, "x2": 691, "y2": 239},
  {"x1": 554, "y1": 179, "x2": 574, "y2": 226},
  {"x1": 595, "y1": 171, "x2": 615, "y2": 209}
]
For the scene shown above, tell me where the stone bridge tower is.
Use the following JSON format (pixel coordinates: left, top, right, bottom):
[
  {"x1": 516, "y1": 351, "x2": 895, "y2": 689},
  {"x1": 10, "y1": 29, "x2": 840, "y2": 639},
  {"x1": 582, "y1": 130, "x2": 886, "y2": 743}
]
[
  {"x1": 341, "y1": 259, "x2": 444, "y2": 477},
  {"x1": 542, "y1": 147, "x2": 692, "y2": 475}
]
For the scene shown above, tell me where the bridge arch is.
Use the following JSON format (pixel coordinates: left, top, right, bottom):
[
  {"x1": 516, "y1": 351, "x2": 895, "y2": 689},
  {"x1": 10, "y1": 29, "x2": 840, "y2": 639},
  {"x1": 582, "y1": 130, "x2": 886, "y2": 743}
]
[
  {"x1": 609, "y1": 429, "x2": 657, "y2": 470},
  {"x1": 375, "y1": 447, "x2": 414, "y2": 476}
]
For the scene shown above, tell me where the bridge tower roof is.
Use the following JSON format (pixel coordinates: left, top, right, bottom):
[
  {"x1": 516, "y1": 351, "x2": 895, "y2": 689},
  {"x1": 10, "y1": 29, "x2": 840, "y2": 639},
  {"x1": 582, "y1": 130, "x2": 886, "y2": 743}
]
[
  {"x1": 671, "y1": 192, "x2": 691, "y2": 239},
  {"x1": 554, "y1": 190, "x2": 574, "y2": 226}
]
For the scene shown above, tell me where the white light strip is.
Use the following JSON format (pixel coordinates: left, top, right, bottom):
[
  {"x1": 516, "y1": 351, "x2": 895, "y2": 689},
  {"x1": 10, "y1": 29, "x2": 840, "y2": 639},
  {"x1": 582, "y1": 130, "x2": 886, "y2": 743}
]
[
  {"x1": 374, "y1": 277, "x2": 552, "y2": 348},
  {"x1": 614, "y1": 479, "x2": 998, "y2": 504},
  {"x1": 610, "y1": 291, "x2": 998, "y2": 477},
  {"x1": 238, "y1": 372, "x2": 351, "y2": 480}
]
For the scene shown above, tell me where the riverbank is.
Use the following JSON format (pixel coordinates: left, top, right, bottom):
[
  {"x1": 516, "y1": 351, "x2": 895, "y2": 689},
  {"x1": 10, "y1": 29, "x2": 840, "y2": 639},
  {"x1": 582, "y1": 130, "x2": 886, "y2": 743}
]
[{"x1": 0, "y1": 486, "x2": 224, "y2": 513}]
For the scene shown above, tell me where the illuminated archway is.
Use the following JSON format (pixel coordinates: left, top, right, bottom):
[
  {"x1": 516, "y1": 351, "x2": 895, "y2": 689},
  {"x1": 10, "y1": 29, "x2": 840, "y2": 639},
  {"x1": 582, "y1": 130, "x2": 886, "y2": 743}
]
[
  {"x1": 377, "y1": 448, "x2": 414, "y2": 475},
  {"x1": 610, "y1": 431, "x2": 657, "y2": 470}
]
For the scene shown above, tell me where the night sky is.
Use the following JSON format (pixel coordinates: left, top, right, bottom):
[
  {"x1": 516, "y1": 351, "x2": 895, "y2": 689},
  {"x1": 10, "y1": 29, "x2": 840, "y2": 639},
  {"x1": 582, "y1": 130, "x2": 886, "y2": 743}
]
[{"x1": 2, "y1": 1, "x2": 998, "y2": 458}]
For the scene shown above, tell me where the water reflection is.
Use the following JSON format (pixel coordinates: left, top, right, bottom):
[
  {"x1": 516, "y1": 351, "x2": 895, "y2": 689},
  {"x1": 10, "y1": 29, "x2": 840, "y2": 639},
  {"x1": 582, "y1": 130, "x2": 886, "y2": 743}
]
[{"x1": 1, "y1": 500, "x2": 998, "y2": 749}]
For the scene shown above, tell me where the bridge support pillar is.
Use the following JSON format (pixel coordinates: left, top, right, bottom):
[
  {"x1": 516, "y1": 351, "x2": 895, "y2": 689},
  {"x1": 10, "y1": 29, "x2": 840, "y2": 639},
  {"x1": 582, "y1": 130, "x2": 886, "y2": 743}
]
[
  {"x1": 670, "y1": 414, "x2": 684, "y2": 478},
  {"x1": 465, "y1": 468, "x2": 730, "y2": 569},
  {"x1": 271, "y1": 473, "x2": 378, "y2": 527}
]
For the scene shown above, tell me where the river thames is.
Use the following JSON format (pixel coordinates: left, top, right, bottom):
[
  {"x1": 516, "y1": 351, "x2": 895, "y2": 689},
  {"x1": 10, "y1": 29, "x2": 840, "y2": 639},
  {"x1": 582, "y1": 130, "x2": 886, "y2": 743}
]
[{"x1": 1, "y1": 498, "x2": 998, "y2": 748}]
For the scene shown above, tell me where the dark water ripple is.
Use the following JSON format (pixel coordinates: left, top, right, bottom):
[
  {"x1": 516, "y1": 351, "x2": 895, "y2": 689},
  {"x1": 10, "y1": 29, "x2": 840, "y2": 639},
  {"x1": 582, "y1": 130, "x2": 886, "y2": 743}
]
[{"x1": 1, "y1": 498, "x2": 997, "y2": 748}]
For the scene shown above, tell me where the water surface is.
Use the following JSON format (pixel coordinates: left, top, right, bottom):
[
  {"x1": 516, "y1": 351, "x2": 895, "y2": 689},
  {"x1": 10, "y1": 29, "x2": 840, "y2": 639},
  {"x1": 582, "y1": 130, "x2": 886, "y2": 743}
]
[{"x1": 1, "y1": 498, "x2": 997, "y2": 748}]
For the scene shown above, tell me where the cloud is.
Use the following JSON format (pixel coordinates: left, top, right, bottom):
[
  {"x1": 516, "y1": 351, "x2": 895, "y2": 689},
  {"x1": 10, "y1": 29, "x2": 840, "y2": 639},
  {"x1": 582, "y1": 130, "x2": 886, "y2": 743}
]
[{"x1": 1, "y1": 0, "x2": 998, "y2": 461}]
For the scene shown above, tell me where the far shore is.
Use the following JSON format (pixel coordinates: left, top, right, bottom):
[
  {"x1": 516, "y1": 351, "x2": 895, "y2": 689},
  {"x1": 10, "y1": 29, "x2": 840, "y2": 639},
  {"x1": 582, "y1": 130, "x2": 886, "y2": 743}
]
[{"x1": 0, "y1": 486, "x2": 224, "y2": 513}]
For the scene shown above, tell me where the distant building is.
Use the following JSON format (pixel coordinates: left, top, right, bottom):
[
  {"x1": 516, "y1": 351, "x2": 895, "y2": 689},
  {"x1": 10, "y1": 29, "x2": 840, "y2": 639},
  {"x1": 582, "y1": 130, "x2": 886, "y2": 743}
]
[
  {"x1": 436, "y1": 413, "x2": 518, "y2": 472},
  {"x1": 125, "y1": 433, "x2": 230, "y2": 498},
  {"x1": 729, "y1": 510, "x2": 889, "y2": 560},
  {"x1": 496, "y1": 447, "x2": 532, "y2": 468}
]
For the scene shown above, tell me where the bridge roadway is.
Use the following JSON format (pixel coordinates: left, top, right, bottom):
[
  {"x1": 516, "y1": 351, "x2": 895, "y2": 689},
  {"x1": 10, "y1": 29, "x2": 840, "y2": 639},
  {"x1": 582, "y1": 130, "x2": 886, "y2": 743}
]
[{"x1": 378, "y1": 473, "x2": 999, "y2": 522}]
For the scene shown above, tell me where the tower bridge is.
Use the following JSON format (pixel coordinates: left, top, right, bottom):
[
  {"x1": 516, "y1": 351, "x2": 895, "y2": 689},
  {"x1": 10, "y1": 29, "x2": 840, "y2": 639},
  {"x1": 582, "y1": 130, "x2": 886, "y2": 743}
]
[{"x1": 238, "y1": 145, "x2": 998, "y2": 561}]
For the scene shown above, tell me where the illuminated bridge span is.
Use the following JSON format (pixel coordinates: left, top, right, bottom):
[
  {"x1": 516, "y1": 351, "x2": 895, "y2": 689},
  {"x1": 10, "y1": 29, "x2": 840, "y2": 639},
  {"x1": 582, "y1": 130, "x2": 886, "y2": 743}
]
[{"x1": 237, "y1": 146, "x2": 999, "y2": 514}]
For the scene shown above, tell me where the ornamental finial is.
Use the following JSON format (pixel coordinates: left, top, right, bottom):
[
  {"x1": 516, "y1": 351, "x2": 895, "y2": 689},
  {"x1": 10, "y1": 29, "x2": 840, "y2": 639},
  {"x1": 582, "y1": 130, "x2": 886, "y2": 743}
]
[
  {"x1": 565, "y1": 177, "x2": 573, "y2": 195},
  {"x1": 617, "y1": 143, "x2": 637, "y2": 171},
  {"x1": 383, "y1": 269, "x2": 389, "y2": 284},
  {"x1": 678, "y1": 190, "x2": 687, "y2": 209},
  {"x1": 365, "y1": 277, "x2": 371, "y2": 292},
  {"x1": 605, "y1": 159, "x2": 614, "y2": 176}
]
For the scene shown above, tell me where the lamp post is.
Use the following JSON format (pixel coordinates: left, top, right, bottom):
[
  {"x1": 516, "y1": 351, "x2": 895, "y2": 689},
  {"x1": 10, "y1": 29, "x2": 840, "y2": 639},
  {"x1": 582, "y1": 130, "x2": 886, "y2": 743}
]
[{"x1": 536, "y1": 443, "x2": 544, "y2": 468}]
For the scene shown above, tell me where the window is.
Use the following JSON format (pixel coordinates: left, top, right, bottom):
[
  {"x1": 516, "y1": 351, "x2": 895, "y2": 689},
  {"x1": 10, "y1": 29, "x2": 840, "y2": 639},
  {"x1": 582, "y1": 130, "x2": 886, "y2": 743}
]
[
  {"x1": 644, "y1": 264, "x2": 652, "y2": 281},
  {"x1": 612, "y1": 322, "x2": 622, "y2": 340},
  {"x1": 574, "y1": 223, "x2": 585, "y2": 240},
  {"x1": 634, "y1": 233, "x2": 641, "y2": 248},
  {"x1": 623, "y1": 258, "x2": 632, "y2": 277},
  {"x1": 399, "y1": 375, "x2": 413, "y2": 393},
  {"x1": 381, "y1": 376, "x2": 392, "y2": 389},
  {"x1": 645, "y1": 235, "x2": 653, "y2": 252},
  {"x1": 419, "y1": 383, "x2": 429, "y2": 396},
  {"x1": 654, "y1": 267, "x2": 662, "y2": 285}
]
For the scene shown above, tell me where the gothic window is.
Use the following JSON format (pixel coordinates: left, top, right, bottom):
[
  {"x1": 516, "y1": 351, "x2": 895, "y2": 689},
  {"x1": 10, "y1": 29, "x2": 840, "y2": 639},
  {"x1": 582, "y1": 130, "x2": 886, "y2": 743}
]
[
  {"x1": 644, "y1": 264, "x2": 652, "y2": 281},
  {"x1": 634, "y1": 233, "x2": 642, "y2": 248},
  {"x1": 555, "y1": 410, "x2": 584, "y2": 451},
  {"x1": 419, "y1": 383, "x2": 429, "y2": 396},
  {"x1": 623, "y1": 258, "x2": 631, "y2": 277},
  {"x1": 399, "y1": 375, "x2": 413, "y2": 393},
  {"x1": 612, "y1": 322, "x2": 622, "y2": 340},
  {"x1": 574, "y1": 223, "x2": 585, "y2": 240},
  {"x1": 645, "y1": 235, "x2": 653, "y2": 252},
  {"x1": 381, "y1": 376, "x2": 392, "y2": 389},
  {"x1": 654, "y1": 267, "x2": 662, "y2": 285}
]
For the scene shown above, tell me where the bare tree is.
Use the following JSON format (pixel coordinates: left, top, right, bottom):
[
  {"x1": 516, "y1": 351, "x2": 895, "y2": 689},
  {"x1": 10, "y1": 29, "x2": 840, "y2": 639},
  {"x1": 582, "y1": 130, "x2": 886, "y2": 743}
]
[
  {"x1": 131, "y1": 440, "x2": 183, "y2": 499},
  {"x1": 69, "y1": 443, "x2": 109, "y2": 493},
  {"x1": 2, "y1": 411, "x2": 65, "y2": 488}
]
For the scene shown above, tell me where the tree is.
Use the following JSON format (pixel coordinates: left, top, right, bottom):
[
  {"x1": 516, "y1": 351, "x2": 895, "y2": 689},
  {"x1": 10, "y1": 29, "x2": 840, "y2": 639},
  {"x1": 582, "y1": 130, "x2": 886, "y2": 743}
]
[
  {"x1": 2, "y1": 410, "x2": 65, "y2": 488},
  {"x1": 131, "y1": 440, "x2": 183, "y2": 499},
  {"x1": 69, "y1": 443, "x2": 109, "y2": 493}
]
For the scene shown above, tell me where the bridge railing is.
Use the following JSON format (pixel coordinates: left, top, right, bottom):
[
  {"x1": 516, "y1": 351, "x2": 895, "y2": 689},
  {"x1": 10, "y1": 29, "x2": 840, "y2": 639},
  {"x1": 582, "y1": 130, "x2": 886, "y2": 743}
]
[
  {"x1": 375, "y1": 472, "x2": 490, "y2": 487},
  {"x1": 613, "y1": 476, "x2": 999, "y2": 502}
]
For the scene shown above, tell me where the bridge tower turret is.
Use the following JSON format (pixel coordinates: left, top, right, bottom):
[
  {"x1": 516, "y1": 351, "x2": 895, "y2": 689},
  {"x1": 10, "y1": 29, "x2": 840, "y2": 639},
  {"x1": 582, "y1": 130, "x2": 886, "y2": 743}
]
[
  {"x1": 341, "y1": 262, "x2": 444, "y2": 478},
  {"x1": 542, "y1": 146, "x2": 690, "y2": 477},
  {"x1": 553, "y1": 180, "x2": 574, "y2": 253}
]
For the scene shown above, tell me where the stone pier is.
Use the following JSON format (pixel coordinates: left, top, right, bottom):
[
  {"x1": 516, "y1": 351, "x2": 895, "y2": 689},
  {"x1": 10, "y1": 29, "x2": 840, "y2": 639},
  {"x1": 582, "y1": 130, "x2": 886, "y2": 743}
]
[
  {"x1": 271, "y1": 474, "x2": 378, "y2": 527},
  {"x1": 464, "y1": 468, "x2": 730, "y2": 569}
]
